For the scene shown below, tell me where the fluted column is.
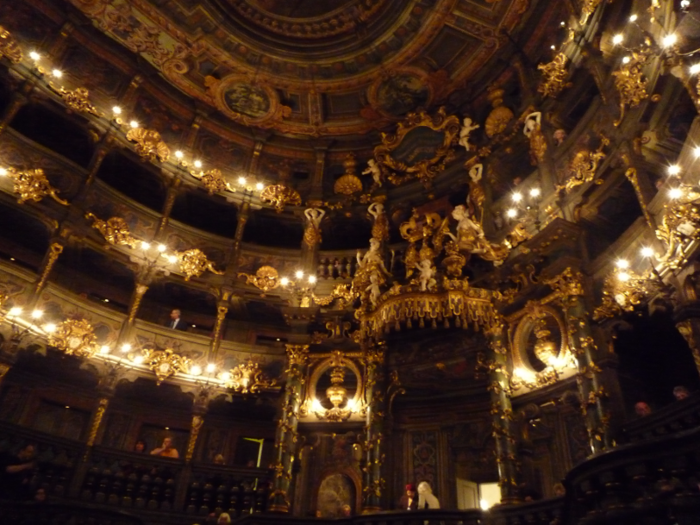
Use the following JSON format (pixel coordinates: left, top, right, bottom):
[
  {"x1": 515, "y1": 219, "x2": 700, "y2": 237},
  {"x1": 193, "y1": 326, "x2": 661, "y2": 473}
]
[
  {"x1": 486, "y1": 323, "x2": 519, "y2": 504},
  {"x1": 185, "y1": 413, "x2": 205, "y2": 463},
  {"x1": 554, "y1": 269, "x2": 611, "y2": 453},
  {"x1": 269, "y1": 344, "x2": 309, "y2": 513},
  {"x1": 362, "y1": 343, "x2": 386, "y2": 513}
]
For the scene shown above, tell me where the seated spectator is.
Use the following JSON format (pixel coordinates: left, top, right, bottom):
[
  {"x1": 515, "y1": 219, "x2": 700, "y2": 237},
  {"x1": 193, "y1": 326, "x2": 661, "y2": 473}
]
[
  {"x1": 635, "y1": 401, "x2": 652, "y2": 417},
  {"x1": 34, "y1": 487, "x2": 47, "y2": 503},
  {"x1": 134, "y1": 440, "x2": 147, "y2": 453},
  {"x1": 0, "y1": 444, "x2": 37, "y2": 500},
  {"x1": 166, "y1": 309, "x2": 187, "y2": 331},
  {"x1": 673, "y1": 385, "x2": 690, "y2": 400},
  {"x1": 553, "y1": 482, "x2": 566, "y2": 497},
  {"x1": 150, "y1": 437, "x2": 180, "y2": 459},
  {"x1": 213, "y1": 453, "x2": 225, "y2": 465}
]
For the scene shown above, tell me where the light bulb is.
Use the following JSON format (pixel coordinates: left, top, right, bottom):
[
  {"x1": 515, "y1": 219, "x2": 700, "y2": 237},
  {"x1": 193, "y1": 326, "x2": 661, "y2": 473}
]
[
  {"x1": 669, "y1": 187, "x2": 684, "y2": 200},
  {"x1": 167, "y1": 255, "x2": 178, "y2": 264},
  {"x1": 175, "y1": 150, "x2": 183, "y2": 159},
  {"x1": 112, "y1": 106, "x2": 122, "y2": 115},
  {"x1": 506, "y1": 208, "x2": 518, "y2": 218},
  {"x1": 221, "y1": 372, "x2": 231, "y2": 381},
  {"x1": 194, "y1": 160, "x2": 202, "y2": 168},
  {"x1": 141, "y1": 241, "x2": 151, "y2": 250},
  {"x1": 206, "y1": 363, "x2": 216, "y2": 373},
  {"x1": 133, "y1": 355, "x2": 144, "y2": 364},
  {"x1": 640, "y1": 247, "x2": 655, "y2": 258},
  {"x1": 690, "y1": 63, "x2": 700, "y2": 76},
  {"x1": 280, "y1": 277, "x2": 289, "y2": 286},
  {"x1": 43, "y1": 323, "x2": 56, "y2": 333},
  {"x1": 612, "y1": 34, "x2": 624, "y2": 45},
  {"x1": 100, "y1": 345, "x2": 110, "y2": 355},
  {"x1": 618, "y1": 272, "x2": 631, "y2": 282},
  {"x1": 667, "y1": 165, "x2": 681, "y2": 176},
  {"x1": 512, "y1": 192, "x2": 523, "y2": 202},
  {"x1": 662, "y1": 34, "x2": 677, "y2": 47},
  {"x1": 529, "y1": 187, "x2": 541, "y2": 198},
  {"x1": 308, "y1": 275, "x2": 317, "y2": 284},
  {"x1": 629, "y1": 14, "x2": 638, "y2": 22},
  {"x1": 560, "y1": 21, "x2": 566, "y2": 27},
  {"x1": 616, "y1": 259, "x2": 630, "y2": 269},
  {"x1": 121, "y1": 343, "x2": 131, "y2": 353},
  {"x1": 694, "y1": 146, "x2": 700, "y2": 159},
  {"x1": 295, "y1": 270, "x2": 304, "y2": 279},
  {"x1": 52, "y1": 69, "x2": 62, "y2": 78},
  {"x1": 129, "y1": 120, "x2": 139, "y2": 129},
  {"x1": 238, "y1": 176, "x2": 246, "y2": 186},
  {"x1": 157, "y1": 244, "x2": 166, "y2": 253},
  {"x1": 622, "y1": 56, "x2": 631, "y2": 64},
  {"x1": 256, "y1": 182, "x2": 264, "y2": 191},
  {"x1": 29, "y1": 51, "x2": 41, "y2": 61},
  {"x1": 31, "y1": 310, "x2": 44, "y2": 319},
  {"x1": 8, "y1": 307, "x2": 22, "y2": 316},
  {"x1": 0, "y1": 167, "x2": 7, "y2": 176},
  {"x1": 191, "y1": 365, "x2": 202, "y2": 376}
]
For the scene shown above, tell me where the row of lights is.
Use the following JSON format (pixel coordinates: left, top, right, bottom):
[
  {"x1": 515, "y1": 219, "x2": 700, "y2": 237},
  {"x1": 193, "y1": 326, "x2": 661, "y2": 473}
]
[
  {"x1": 25, "y1": 51, "x2": 268, "y2": 196},
  {"x1": 280, "y1": 270, "x2": 317, "y2": 287},
  {"x1": 505, "y1": 187, "x2": 541, "y2": 219}
]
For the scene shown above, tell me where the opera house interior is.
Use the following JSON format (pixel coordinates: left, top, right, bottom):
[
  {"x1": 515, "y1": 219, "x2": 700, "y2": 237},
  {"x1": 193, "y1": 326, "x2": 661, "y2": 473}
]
[{"x1": 2, "y1": 0, "x2": 700, "y2": 524}]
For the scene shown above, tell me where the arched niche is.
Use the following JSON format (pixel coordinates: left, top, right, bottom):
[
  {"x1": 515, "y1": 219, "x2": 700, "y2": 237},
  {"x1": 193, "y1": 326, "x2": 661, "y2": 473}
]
[
  {"x1": 512, "y1": 305, "x2": 568, "y2": 373},
  {"x1": 315, "y1": 471, "x2": 359, "y2": 518}
]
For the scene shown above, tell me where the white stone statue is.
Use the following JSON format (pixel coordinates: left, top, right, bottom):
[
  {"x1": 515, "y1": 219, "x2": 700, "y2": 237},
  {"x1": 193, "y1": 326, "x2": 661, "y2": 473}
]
[
  {"x1": 304, "y1": 207, "x2": 325, "y2": 229},
  {"x1": 523, "y1": 111, "x2": 542, "y2": 138},
  {"x1": 416, "y1": 259, "x2": 437, "y2": 292},
  {"x1": 366, "y1": 272, "x2": 382, "y2": 308},
  {"x1": 458, "y1": 117, "x2": 480, "y2": 151},
  {"x1": 362, "y1": 159, "x2": 383, "y2": 187},
  {"x1": 417, "y1": 481, "x2": 440, "y2": 509},
  {"x1": 357, "y1": 238, "x2": 386, "y2": 270}
]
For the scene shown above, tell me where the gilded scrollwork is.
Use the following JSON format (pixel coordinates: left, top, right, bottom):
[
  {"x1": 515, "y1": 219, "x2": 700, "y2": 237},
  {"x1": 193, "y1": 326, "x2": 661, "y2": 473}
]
[
  {"x1": 286, "y1": 344, "x2": 309, "y2": 367},
  {"x1": 260, "y1": 184, "x2": 302, "y2": 213},
  {"x1": 48, "y1": 318, "x2": 100, "y2": 358},
  {"x1": 538, "y1": 53, "x2": 570, "y2": 99},
  {"x1": 334, "y1": 154, "x2": 363, "y2": 195},
  {"x1": 225, "y1": 361, "x2": 276, "y2": 394},
  {"x1": 174, "y1": 249, "x2": 224, "y2": 281},
  {"x1": 592, "y1": 269, "x2": 660, "y2": 321},
  {"x1": 655, "y1": 194, "x2": 700, "y2": 269},
  {"x1": 0, "y1": 26, "x2": 22, "y2": 64},
  {"x1": 612, "y1": 48, "x2": 650, "y2": 127},
  {"x1": 143, "y1": 347, "x2": 191, "y2": 385},
  {"x1": 50, "y1": 86, "x2": 101, "y2": 117},
  {"x1": 558, "y1": 136, "x2": 609, "y2": 193},
  {"x1": 125, "y1": 127, "x2": 170, "y2": 162},
  {"x1": 190, "y1": 168, "x2": 231, "y2": 195},
  {"x1": 3, "y1": 167, "x2": 69, "y2": 206},
  {"x1": 372, "y1": 107, "x2": 460, "y2": 188},
  {"x1": 86, "y1": 213, "x2": 139, "y2": 248}
]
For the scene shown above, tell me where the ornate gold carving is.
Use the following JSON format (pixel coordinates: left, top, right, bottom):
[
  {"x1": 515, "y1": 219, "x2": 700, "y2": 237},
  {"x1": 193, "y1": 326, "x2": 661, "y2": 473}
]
[
  {"x1": 225, "y1": 361, "x2": 276, "y2": 394},
  {"x1": 0, "y1": 26, "x2": 22, "y2": 64},
  {"x1": 125, "y1": 127, "x2": 170, "y2": 162},
  {"x1": 36, "y1": 243, "x2": 64, "y2": 292},
  {"x1": 545, "y1": 268, "x2": 585, "y2": 298},
  {"x1": 186, "y1": 415, "x2": 204, "y2": 462},
  {"x1": 238, "y1": 265, "x2": 281, "y2": 294},
  {"x1": 303, "y1": 208, "x2": 325, "y2": 247},
  {"x1": 50, "y1": 86, "x2": 101, "y2": 117},
  {"x1": 144, "y1": 348, "x2": 191, "y2": 385},
  {"x1": 655, "y1": 193, "x2": 700, "y2": 269},
  {"x1": 612, "y1": 49, "x2": 649, "y2": 127},
  {"x1": 86, "y1": 213, "x2": 138, "y2": 248},
  {"x1": 593, "y1": 269, "x2": 660, "y2": 321},
  {"x1": 260, "y1": 184, "x2": 302, "y2": 213},
  {"x1": 286, "y1": 344, "x2": 309, "y2": 366},
  {"x1": 49, "y1": 318, "x2": 100, "y2": 358},
  {"x1": 334, "y1": 154, "x2": 363, "y2": 195},
  {"x1": 580, "y1": 0, "x2": 603, "y2": 25},
  {"x1": 524, "y1": 111, "x2": 547, "y2": 165},
  {"x1": 559, "y1": 136, "x2": 609, "y2": 193},
  {"x1": 190, "y1": 168, "x2": 231, "y2": 195},
  {"x1": 368, "y1": 202, "x2": 389, "y2": 243},
  {"x1": 372, "y1": 107, "x2": 460, "y2": 188},
  {"x1": 3, "y1": 167, "x2": 69, "y2": 205},
  {"x1": 538, "y1": 53, "x2": 570, "y2": 99},
  {"x1": 485, "y1": 88, "x2": 513, "y2": 137},
  {"x1": 311, "y1": 284, "x2": 354, "y2": 308},
  {"x1": 174, "y1": 249, "x2": 224, "y2": 281}
]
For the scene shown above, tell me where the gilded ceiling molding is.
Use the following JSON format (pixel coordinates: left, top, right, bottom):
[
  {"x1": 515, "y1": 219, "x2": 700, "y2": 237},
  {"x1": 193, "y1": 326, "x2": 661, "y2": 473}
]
[
  {"x1": 558, "y1": 136, "x2": 609, "y2": 193},
  {"x1": 86, "y1": 213, "x2": 139, "y2": 249},
  {"x1": 372, "y1": 107, "x2": 460, "y2": 188},
  {"x1": 224, "y1": 361, "x2": 276, "y2": 394},
  {"x1": 48, "y1": 318, "x2": 100, "y2": 358},
  {"x1": 49, "y1": 85, "x2": 102, "y2": 117},
  {"x1": 125, "y1": 127, "x2": 170, "y2": 163},
  {"x1": 174, "y1": 248, "x2": 224, "y2": 281},
  {"x1": 538, "y1": 53, "x2": 571, "y2": 99},
  {"x1": 260, "y1": 184, "x2": 302, "y2": 213},
  {"x1": 612, "y1": 48, "x2": 650, "y2": 127},
  {"x1": 238, "y1": 266, "x2": 281, "y2": 295},
  {"x1": 2, "y1": 167, "x2": 69, "y2": 206},
  {"x1": 143, "y1": 347, "x2": 191, "y2": 385},
  {"x1": 0, "y1": 26, "x2": 22, "y2": 64}
]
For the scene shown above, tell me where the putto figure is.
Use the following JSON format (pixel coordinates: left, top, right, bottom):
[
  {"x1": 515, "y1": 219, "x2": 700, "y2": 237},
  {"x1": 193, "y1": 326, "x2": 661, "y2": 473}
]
[
  {"x1": 458, "y1": 117, "x2": 480, "y2": 151},
  {"x1": 362, "y1": 159, "x2": 383, "y2": 187}
]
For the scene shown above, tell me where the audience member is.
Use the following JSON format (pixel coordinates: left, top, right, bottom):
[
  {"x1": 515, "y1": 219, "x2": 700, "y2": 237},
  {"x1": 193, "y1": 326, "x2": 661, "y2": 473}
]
[
  {"x1": 166, "y1": 309, "x2": 187, "y2": 331},
  {"x1": 341, "y1": 504, "x2": 352, "y2": 517},
  {"x1": 397, "y1": 483, "x2": 417, "y2": 510},
  {"x1": 150, "y1": 437, "x2": 180, "y2": 459},
  {"x1": 33, "y1": 487, "x2": 47, "y2": 503},
  {"x1": 553, "y1": 482, "x2": 566, "y2": 497},
  {"x1": 134, "y1": 440, "x2": 147, "y2": 453},
  {"x1": 673, "y1": 385, "x2": 690, "y2": 401},
  {"x1": 635, "y1": 401, "x2": 652, "y2": 417},
  {"x1": 417, "y1": 481, "x2": 440, "y2": 509},
  {"x1": 0, "y1": 444, "x2": 37, "y2": 500},
  {"x1": 213, "y1": 453, "x2": 225, "y2": 465}
]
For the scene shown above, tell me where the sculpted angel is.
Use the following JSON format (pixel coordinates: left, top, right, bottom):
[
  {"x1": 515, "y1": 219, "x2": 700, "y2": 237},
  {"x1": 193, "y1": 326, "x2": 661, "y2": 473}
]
[
  {"x1": 458, "y1": 117, "x2": 480, "y2": 151},
  {"x1": 362, "y1": 159, "x2": 383, "y2": 187},
  {"x1": 416, "y1": 259, "x2": 437, "y2": 291},
  {"x1": 368, "y1": 202, "x2": 390, "y2": 242}
]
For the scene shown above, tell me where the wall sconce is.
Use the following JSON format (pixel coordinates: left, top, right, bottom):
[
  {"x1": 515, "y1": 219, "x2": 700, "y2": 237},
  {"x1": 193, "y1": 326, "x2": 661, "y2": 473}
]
[{"x1": 505, "y1": 187, "x2": 542, "y2": 227}]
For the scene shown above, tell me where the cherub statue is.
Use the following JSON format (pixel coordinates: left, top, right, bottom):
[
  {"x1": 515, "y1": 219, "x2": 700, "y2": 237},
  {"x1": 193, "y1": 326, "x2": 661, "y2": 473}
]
[
  {"x1": 416, "y1": 259, "x2": 437, "y2": 291},
  {"x1": 458, "y1": 117, "x2": 480, "y2": 151},
  {"x1": 366, "y1": 272, "x2": 382, "y2": 308},
  {"x1": 362, "y1": 159, "x2": 383, "y2": 187},
  {"x1": 303, "y1": 207, "x2": 325, "y2": 247},
  {"x1": 523, "y1": 111, "x2": 542, "y2": 138},
  {"x1": 368, "y1": 202, "x2": 389, "y2": 242},
  {"x1": 523, "y1": 111, "x2": 547, "y2": 165}
]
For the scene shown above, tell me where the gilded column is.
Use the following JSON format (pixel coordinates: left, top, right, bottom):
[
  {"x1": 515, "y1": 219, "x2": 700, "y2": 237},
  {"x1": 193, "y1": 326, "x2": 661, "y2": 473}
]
[
  {"x1": 209, "y1": 303, "x2": 229, "y2": 360},
  {"x1": 362, "y1": 343, "x2": 386, "y2": 513},
  {"x1": 34, "y1": 242, "x2": 64, "y2": 297},
  {"x1": 156, "y1": 178, "x2": 182, "y2": 237},
  {"x1": 86, "y1": 398, "x2": 109, "y2": 449},
  {"x1": 549, "y1": 269, "x2": 611, "y2": 453},
  {"x1": 127, "y1": 282, "x2": 149, "y2": 324},
  {"x1": 185, "y1": 414, "x2": 205, "y2": 463},
  {"x1": 269, "y1": 344, "x2": 309, "y2": 513},
  {"x1": 486, "y1": 323, "x2": 519, "y2": 503}
]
